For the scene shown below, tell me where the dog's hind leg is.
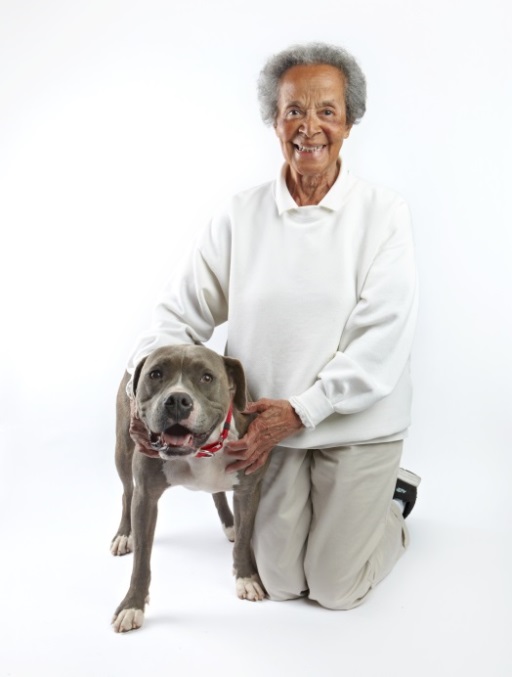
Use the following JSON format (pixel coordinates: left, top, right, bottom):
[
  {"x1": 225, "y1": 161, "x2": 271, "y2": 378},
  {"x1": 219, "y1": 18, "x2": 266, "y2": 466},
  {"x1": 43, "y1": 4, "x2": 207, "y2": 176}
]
[
  {"x1": 212, "y1": 492, "x2": 235, "y2": 542},
  {"x1": 111, "y1": 373, "x2": 135, "y2": 556}
]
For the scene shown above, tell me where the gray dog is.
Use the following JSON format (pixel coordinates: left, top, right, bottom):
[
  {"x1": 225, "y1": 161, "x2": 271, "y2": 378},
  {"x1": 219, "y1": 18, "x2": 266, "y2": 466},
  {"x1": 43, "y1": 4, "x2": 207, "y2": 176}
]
[{"x1": 111, "y1": 344, "x2": 267, "y2": 633}]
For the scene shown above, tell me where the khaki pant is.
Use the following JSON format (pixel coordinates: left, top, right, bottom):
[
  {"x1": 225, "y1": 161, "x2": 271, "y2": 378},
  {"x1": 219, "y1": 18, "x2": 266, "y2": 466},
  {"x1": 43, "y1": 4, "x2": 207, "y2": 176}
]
[{"x1": 252, "y1": 441, "x2": 409, "y2": 609}]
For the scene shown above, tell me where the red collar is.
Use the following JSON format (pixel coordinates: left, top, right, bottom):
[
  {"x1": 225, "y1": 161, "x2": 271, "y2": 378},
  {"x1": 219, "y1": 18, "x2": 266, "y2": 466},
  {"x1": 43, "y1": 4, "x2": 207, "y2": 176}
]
[{"x1": 194, "y1": 403, "x2": 233, "y2": 458}]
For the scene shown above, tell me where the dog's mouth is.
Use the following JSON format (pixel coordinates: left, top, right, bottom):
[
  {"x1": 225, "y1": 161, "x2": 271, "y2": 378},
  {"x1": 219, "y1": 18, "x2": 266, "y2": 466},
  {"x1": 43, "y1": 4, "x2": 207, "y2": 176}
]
[{"x1": 149, "y1": 421, "x2": 218, "y2": 456}]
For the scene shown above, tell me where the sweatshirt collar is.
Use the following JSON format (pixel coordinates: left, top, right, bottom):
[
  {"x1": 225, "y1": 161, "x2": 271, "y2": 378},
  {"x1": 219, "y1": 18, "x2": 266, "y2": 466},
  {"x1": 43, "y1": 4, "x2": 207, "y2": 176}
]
[{"x1": 275, "y1": 159, "x2": 351, "y2": 215}]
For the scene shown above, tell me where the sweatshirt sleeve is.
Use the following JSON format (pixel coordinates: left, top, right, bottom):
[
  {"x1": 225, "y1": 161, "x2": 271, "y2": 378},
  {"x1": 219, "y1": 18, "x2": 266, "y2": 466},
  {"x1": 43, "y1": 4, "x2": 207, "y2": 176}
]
[
  {"x1": 126, "y1": 214, "x2": 230, "y2": 375},
  {"x1": 289, "y1": 200, "x2": 418, "y2": 428}
]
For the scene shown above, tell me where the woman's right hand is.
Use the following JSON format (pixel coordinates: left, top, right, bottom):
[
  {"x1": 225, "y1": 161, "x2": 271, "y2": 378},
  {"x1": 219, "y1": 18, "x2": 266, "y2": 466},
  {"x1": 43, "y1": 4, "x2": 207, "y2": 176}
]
[{"x1": 129, "y1": 399, "x2": 161, "y2": 458}]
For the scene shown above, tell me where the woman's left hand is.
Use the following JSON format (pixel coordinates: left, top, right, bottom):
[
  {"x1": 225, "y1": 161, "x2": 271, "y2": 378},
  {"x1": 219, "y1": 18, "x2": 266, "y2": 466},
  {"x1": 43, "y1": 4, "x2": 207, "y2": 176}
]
[{"x1": 225, "y1": 398, "x2": 303, "y2": 474}]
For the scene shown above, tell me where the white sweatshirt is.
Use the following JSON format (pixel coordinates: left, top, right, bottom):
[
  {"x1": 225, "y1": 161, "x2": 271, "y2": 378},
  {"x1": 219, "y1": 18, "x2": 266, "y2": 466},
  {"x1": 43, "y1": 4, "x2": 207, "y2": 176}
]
[{"x1": 128, "y1": 162, "x2": 418, "y2": 449}]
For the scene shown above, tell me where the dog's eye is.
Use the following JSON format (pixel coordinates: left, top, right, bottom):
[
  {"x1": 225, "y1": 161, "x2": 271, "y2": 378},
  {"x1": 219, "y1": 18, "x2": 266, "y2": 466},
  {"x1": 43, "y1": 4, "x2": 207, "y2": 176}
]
[
  {"x1": 201, "y1": 373, "x2": 214, "y2": 383},
  {"x1": 149, "y1": 369, "x2": 163, "y2": 380}
]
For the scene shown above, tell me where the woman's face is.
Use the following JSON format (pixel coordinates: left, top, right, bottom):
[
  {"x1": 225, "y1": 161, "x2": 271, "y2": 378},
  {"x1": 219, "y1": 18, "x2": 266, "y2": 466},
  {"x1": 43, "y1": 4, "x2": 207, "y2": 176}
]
[{"x1": 274, "y1": 64, "x2": 352, "y2": 180}]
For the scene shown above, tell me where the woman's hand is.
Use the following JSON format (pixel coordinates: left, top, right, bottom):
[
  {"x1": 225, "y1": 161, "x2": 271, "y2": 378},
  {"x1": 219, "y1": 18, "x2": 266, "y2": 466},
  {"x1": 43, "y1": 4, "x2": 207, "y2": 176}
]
[
  {"x1": 129, "y1": 399, "x2": 160, "y2": 458},
  {"x1": 225, "y1": 398, "x2": 303, "y2": 474}
]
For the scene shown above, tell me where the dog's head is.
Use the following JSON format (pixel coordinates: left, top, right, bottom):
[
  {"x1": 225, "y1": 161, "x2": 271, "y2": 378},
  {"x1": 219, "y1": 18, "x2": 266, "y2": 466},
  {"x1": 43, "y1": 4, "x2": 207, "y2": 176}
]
[{"x1": 132, "y1": 345, "x2": 247, "y2": 459}]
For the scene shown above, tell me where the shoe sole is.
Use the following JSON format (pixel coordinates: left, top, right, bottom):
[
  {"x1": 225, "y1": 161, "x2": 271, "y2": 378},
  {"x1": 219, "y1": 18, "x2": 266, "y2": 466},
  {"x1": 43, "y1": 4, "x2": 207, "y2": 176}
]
[{"x1": 398, "y1": 468, "x2": 421, "y2": 488}]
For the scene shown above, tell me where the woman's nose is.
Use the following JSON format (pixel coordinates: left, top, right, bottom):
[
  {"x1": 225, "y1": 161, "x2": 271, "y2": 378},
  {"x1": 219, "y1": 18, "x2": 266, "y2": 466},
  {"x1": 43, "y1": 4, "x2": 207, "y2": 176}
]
[{"x1": 299, "y1": 112, "x2": 320, "y2": 137}]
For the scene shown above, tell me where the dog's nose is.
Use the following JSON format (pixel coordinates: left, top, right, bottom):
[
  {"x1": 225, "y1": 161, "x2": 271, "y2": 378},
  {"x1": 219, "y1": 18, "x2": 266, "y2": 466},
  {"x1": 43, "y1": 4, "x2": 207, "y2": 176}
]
[{"x1": 164, "y1": 391, "x2": 194, "y2": 420}]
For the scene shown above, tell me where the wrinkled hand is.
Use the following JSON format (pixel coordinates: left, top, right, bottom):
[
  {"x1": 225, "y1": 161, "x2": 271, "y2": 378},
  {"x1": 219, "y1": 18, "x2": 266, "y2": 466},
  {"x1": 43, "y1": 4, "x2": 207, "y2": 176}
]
[
  {"x1": 225, "y1": 399, "x2": 303, "y2": 475},
  {"x1": 129, "y1": 399, "x2": 160, "y2": 458}
]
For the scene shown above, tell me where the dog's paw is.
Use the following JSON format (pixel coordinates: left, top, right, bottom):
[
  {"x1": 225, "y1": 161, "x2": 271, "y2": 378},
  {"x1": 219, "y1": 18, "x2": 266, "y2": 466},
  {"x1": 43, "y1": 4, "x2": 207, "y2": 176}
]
[
  {"x1": 112, "y1": 608, "x2": 145, "y2": 633},
  {"x1": 236, "y1": 575, "x2": 266, "y2": 601},
  {"x1": 223, "y1": 525, "x2": 235, "y2": 542},
  {"x1": 110, "y1": 534, "x2": 133, "y2": 556}
]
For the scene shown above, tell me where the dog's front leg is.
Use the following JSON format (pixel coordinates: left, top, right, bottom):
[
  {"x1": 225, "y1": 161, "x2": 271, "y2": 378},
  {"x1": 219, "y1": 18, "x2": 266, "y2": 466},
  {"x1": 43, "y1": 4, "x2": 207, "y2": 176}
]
[
  {"x1": 112, "y1": 467, "x2": 166, "y2": 633},
  {"x1": 233, "y1": 478, "x2": 266, "y2": 602}
]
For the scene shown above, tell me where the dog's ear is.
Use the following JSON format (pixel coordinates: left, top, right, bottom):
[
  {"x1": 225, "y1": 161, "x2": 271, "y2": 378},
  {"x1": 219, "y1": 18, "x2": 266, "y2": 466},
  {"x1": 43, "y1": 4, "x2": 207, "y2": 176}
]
[
  {"x1": 223, "y1": 356, "x2": 248, "y2": 411},
  {"x1": 132, "y1": 356, "x2": 148, "y2": 396}
]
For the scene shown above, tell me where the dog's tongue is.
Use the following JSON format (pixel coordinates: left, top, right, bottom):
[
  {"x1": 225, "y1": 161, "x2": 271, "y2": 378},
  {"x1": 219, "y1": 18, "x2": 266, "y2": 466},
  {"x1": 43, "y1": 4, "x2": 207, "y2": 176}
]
[{"x1": 162, "y1": 431, "x2": 194, "y2": 448}]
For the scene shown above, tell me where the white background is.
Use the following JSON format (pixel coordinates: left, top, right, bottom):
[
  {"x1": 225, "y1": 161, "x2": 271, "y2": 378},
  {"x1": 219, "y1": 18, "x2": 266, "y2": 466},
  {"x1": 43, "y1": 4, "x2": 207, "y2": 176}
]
[{"x1": 1, "y1": 1, "x2": 510, "y2": 675}]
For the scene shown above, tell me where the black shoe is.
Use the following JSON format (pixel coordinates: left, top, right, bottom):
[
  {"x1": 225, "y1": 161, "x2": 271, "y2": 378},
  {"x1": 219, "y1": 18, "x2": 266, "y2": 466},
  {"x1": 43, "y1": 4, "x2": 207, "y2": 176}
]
[{"x1": 394, "y1": 468, "x2": 421, "y2": 519}]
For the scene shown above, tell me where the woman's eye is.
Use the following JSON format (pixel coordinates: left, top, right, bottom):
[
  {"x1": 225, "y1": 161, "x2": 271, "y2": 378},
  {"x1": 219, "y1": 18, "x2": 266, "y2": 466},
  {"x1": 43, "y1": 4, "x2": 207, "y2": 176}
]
[
  {"x1": 201, "y1": 373, "x2": 214, "y2": 383},
  {"x1": 149, "y1": 369, "x2": 163, "y2": 379}
]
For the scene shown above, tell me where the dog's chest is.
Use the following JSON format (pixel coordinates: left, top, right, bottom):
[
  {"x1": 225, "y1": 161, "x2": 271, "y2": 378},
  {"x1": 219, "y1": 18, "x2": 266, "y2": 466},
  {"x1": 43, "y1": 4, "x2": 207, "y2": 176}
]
[{"x1": 161, "y1": 453, "x2": 239, "y2": 493}]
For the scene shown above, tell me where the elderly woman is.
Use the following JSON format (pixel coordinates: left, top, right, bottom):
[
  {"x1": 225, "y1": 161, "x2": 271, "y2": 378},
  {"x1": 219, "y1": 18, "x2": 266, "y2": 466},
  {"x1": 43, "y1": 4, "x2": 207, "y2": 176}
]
[{"x1": 128, "y1": 42, "x2": 420, "y2": 609}]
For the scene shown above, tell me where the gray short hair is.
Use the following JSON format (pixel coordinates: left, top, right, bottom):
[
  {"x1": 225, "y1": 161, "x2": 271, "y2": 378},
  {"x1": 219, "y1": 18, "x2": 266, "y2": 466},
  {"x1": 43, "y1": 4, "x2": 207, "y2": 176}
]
[{"x1": 257, "y1": 42, "x2": 367, "y2": 127}]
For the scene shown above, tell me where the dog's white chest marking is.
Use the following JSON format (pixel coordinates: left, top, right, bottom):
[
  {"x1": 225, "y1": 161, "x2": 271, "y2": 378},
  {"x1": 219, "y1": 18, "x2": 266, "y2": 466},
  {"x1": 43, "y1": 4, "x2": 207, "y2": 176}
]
[
  {"x1": 162, "y1": 453, "x2": 239, "y2": 493},
  {"x1": 161, "y1": 423, "x2": 242, "y2": 493}
]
